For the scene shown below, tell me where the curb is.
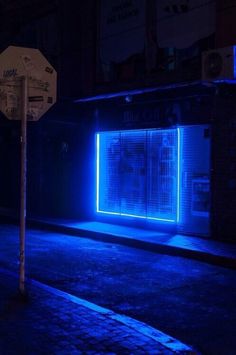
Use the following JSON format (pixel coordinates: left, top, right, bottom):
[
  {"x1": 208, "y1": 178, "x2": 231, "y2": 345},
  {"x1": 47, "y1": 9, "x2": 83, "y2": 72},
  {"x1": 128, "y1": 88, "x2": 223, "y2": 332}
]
[
  {"x1": 1, "y1": 214, "x2": 236, "y2": 270},
  {"x1": 29, "y1": 219, "x2": 236, "y2": 270}
]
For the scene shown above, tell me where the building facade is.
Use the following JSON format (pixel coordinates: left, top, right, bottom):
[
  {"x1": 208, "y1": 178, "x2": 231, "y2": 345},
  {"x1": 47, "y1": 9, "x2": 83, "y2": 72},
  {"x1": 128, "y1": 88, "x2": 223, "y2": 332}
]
[{"x1": 0, "y1": 0, "x2": 236, "y2": 241}]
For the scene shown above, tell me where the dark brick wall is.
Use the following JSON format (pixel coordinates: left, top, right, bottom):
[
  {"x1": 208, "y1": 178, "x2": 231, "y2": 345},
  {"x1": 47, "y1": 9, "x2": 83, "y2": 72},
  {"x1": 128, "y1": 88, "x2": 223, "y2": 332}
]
[{"x1": 211, "y1": 87, "x2": 236, "y2": 241}]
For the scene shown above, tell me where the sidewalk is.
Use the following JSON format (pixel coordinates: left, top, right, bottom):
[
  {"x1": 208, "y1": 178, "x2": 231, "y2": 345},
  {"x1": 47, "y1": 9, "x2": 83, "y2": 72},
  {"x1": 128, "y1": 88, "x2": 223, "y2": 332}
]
[
  {"x1": 0, "y1": 268, "x2": 195, "y2": 355},
  {"x1": 1, "y1": 208, "x2": 236, "y2": 270},
  {"x1": 30, "y1": 218, "x2": 236, "y2": 270}
]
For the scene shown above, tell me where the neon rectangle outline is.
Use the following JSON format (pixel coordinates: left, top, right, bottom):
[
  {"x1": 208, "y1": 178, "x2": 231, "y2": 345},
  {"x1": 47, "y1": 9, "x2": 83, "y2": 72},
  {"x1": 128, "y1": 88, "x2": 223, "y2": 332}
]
[
  {"x1": 96, "y1": 128, "x2": 180, "y2": 223},
  {"x1": 176, "y1": 127, "x2": 181, "y2": 223},
  {"x1": 97, "y1": 210, "x2": 175, "y2": 222}
]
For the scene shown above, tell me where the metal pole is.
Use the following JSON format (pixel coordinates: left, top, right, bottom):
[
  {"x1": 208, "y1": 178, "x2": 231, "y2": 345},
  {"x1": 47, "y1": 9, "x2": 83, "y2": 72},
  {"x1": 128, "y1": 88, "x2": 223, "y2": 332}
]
[{"x1": 19, "y1": 76, "x2": 27, "y2": 295}]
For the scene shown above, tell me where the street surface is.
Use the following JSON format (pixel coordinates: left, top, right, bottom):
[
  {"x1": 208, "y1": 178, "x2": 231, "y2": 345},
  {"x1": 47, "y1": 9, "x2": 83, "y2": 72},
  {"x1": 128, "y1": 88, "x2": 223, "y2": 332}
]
[{"x1": 0, "y1": 223, "x2": 236, "y2": 354}]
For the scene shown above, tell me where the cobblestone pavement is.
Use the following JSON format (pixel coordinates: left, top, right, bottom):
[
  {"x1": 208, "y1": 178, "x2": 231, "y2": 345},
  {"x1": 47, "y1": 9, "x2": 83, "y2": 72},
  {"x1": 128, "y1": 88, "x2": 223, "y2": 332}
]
[
  {"x1": 1, "y1": 223, "x2": 236, "y2": 353},
  {"x1": 0, "y1": 269, "x2": 194, "y2": 355}
]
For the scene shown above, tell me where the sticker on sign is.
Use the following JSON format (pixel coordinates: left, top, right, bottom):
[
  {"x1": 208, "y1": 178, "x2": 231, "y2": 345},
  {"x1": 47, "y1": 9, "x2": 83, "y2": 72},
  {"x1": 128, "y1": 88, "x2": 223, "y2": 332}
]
[{"x1": 0, "y1": 46, "x2": 57, "y2": 121}]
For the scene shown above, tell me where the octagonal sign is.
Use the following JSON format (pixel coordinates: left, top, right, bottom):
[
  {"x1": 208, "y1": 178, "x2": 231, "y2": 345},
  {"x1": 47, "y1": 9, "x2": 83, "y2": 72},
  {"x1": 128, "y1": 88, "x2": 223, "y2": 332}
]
[{"x1": 0, "y1": 46, "x2": 57, "y2": 121}]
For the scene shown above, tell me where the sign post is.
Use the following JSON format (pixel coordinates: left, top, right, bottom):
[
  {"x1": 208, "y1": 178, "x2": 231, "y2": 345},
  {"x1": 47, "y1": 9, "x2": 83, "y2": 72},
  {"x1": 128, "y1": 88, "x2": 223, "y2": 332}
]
[
  {"x1": 19, "y1": 76, "x2": 27, "y2": 295},
  {"x1": 0, "y1": 46, "x2": 57, "y2": 295}
]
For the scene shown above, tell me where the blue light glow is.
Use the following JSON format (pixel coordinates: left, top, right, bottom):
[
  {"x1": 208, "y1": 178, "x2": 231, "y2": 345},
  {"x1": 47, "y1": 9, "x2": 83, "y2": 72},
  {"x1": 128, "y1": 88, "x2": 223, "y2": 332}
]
[
  {"x1": 177, "y1": 128, "x2": 181, "y2": 223},
  {"x1": 147, "y1": 216, "x2": 175, "y2": 222},
  {"x1": 96, "y1": 128, "x2": 181, "y2": 224},
  {"x1": 96, "y1": 133, "x2": 100, "y2": 212},
  {"x1": 97, "y1": 210, "x2": 121, "y2": 216},
  {"x1": 213, "y1": 79, "x2": 236, "y2": 84},
  {"x1": 178, "y1": 125, "x2": 211, "y2": 236},
  {"x1": 98, "y1": 211, "x2": 175, "y2": 222},
  {"x1": 77, "y1": 80, "x2": 236, "y2": 104},
  {"x1": 75, "y1": 81, "x2": 213, "y2": 103},
  {"x1": 120, "y1": 213, "x2": 146, "y2": 219}
]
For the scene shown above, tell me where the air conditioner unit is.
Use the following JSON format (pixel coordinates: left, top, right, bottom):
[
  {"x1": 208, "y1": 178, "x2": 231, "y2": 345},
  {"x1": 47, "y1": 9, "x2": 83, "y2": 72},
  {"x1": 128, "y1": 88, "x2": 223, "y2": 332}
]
[{"x1": 202, "y1": 46, "x2": 236, "y2": 81}]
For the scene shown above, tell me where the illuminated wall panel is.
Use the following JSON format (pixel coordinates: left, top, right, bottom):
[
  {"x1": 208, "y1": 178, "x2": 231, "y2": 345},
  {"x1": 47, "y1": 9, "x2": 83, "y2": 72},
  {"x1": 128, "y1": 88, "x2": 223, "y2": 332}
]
[
  {"x1": 97, "y1": 131, "x2": 121, "y2": 214},
  {"x1": 120, "y1": 130, "x2": 147, "y2": 217},
  {"x1": 96, "y1": 128, "x2": 179, "y2": 223},
  {"x1": 147, "y1": 130, "x2": 179, "y2": 222},
  {"x1": 178, "y1": 125, "x2": 210, "y2": 236}
]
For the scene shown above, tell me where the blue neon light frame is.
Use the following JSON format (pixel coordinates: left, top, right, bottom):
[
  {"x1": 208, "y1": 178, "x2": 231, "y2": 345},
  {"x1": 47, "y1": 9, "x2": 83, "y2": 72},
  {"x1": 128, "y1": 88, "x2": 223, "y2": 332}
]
[
  {"x1": 177, "y1": 127, "x2": 181, "y2": 223},
  {"x1": 96, "y1": 128, "x2": 181, "y2": 223}
]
